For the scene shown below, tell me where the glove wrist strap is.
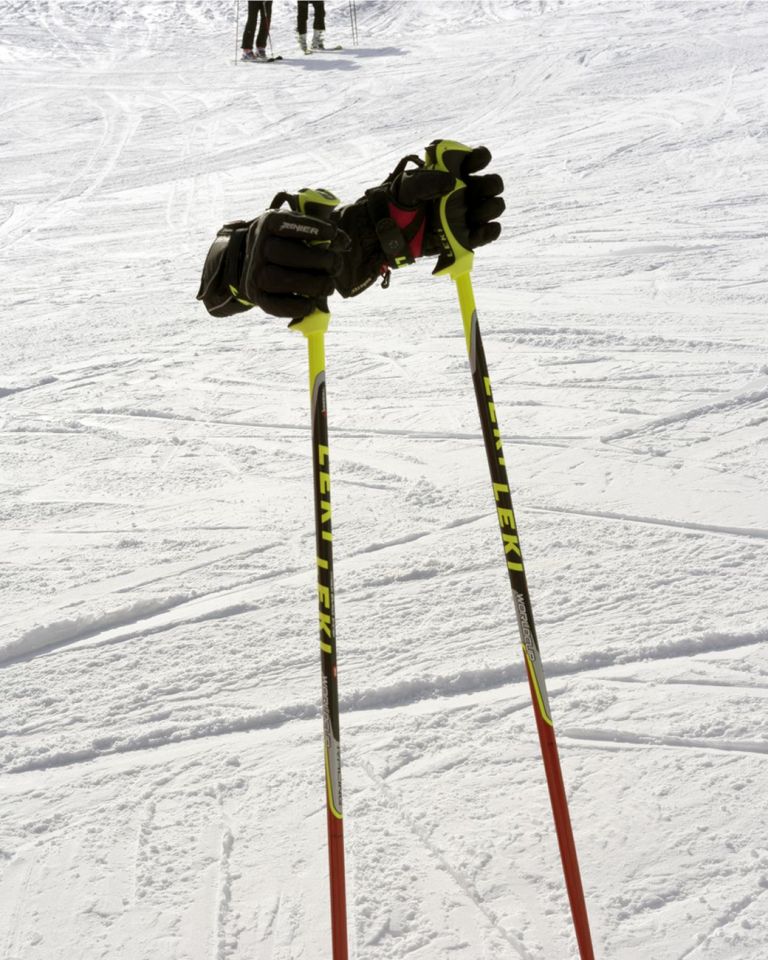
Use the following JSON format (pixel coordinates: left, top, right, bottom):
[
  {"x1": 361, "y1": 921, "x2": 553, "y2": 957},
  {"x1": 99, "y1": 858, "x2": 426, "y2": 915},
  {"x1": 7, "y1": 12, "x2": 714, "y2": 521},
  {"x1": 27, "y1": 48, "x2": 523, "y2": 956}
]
[{"x1": 365, "y1": 186, "x2": 426, "y2": 269}]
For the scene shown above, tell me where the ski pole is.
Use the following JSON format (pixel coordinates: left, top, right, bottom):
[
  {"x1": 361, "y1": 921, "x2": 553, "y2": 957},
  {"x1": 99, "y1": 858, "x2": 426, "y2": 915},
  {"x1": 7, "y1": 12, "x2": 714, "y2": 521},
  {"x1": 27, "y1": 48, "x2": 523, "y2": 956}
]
[
  {"x1": 234, "y1": 0, "x2": 240, "y2": 65},
  {"x1": 426, "y1": 140, "x2": 596, "y2": 960},
  {"x1": 282, "y1": 188, "x2": 349, "y2": 960},
  {"x1": 348, "y1": 0, "x2": 359, "y2": 46}
]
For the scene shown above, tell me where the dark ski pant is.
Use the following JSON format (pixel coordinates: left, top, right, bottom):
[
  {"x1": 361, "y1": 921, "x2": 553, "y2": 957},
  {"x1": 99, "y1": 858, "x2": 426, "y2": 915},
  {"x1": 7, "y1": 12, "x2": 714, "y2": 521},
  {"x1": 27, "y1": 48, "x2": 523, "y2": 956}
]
[
  {"x1": 297, "y1": 1, "x2": 325, "y2": 34},
  {"x1": 243, "y1": 0, "x2": 273, "y2": 50}
]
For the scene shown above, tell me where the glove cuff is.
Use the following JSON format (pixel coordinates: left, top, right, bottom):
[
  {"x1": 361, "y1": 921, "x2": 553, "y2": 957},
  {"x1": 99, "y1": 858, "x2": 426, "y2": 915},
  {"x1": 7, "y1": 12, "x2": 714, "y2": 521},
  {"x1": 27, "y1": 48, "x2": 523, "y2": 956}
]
[
  {"x1": 387, "y1": 202, "x2": 426, "y2": 260},
  {"x1": 196, "y1": 220, "x2": 254, "y2": 317}
]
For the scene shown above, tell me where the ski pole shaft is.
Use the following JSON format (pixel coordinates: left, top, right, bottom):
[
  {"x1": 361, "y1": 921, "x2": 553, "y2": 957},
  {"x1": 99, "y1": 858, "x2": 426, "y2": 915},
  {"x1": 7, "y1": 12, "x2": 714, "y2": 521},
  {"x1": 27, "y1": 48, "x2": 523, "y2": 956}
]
[
  {"x1": 292, "y1": 310, "x2": 348, "y2": 960},
  {"x1": 285, "y1": 188, "x2": 349, "y2": 960},
  {"x1": 457, "y1": 271, "x2": 594, "y2": 959},
  {"x1": 348, "y1": 0, "x2": 358, "y2": 46},
  {"x1": 235, "y1": 0, "x2": 240, "y2": 65},
  {"x1": 427, "y1": 140, "x2": 595, "y2": 959}
]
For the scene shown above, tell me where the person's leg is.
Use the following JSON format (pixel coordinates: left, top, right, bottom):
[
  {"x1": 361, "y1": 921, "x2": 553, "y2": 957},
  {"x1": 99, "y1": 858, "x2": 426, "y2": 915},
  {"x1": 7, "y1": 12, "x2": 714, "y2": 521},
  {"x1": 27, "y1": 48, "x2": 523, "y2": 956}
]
[
  {"x1": 255, "y1": 1, "x2": 273, "y2": 51},
  {"x1": 309, "y1": 1, "x2": 325, "y2": 48},
  {"x1": 312, "y1": 1, "x2": 326, "y2": 31},
  {"x1": 242, "y1": 0, "x2": 258, "y2": 49},
  {"x1": 297, "y1": 1, "x2": 309, "y2": 35}
]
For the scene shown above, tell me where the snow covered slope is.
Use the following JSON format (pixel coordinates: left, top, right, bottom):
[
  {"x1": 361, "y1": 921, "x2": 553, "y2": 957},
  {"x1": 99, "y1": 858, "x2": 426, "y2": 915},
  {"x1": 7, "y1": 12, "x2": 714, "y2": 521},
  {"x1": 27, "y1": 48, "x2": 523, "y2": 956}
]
[{"x1": 2, "y1": 1, "x2": 767, "y2": 957}]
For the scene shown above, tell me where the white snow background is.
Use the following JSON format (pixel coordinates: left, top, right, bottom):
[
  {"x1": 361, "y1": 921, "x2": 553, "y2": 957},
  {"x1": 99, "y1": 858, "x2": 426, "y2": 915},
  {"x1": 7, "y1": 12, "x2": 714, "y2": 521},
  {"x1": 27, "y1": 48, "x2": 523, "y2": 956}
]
[{"x1": 2, "y1": 1, "x2": 768, "y2": 957}]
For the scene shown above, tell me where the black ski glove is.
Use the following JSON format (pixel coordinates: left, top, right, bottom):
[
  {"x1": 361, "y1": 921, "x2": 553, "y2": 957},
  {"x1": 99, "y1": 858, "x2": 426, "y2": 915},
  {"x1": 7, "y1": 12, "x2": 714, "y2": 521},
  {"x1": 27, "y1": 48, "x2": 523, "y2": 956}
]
[
  {"x1": 334, "y1": 143, "x2": 504, "y2": 297},
  {"x1": 197, "y1": 210, "x2": 349, "y2": 319},
  {"x1": 422, "y1": 141, "x2": 505, "y2": 260}
]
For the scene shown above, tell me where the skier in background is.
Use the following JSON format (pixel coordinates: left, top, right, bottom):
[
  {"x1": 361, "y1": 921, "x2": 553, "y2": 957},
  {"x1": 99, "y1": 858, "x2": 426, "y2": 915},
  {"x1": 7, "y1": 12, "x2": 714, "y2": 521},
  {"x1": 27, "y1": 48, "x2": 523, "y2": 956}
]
[
  {"x1": 297, "y1": 0, "x2": 326, "y2": 53},
  {"x1": 241, "y1": 1, "x2": 273, "y2": 61},
  {"x1": 197, "y1": 141, "x2": 505, "y2": 319}
]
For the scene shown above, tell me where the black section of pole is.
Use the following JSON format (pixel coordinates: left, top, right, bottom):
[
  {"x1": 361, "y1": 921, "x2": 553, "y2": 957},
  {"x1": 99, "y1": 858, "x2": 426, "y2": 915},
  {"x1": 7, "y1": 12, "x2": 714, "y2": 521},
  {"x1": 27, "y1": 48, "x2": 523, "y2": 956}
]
[{"x1": 468, "y1": 318, "x2": 541, "y2": 663}]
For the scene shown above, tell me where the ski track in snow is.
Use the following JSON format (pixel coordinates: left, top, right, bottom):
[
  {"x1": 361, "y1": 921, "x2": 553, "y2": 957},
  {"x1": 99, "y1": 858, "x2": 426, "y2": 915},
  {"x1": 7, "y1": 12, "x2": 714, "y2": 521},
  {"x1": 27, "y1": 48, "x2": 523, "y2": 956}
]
[{"x1": 2, "y1": 2, "x2": 768, "y2": 958}]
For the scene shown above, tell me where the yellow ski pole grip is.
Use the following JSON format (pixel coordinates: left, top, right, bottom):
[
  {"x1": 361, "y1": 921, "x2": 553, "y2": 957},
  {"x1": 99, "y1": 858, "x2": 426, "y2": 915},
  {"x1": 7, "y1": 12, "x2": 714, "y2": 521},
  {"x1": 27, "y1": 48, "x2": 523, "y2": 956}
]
[
  {"x1": 424, "y1": 139, "x2": 475, "y2": 279},
  {"x1": 296, "y1": 187, "x2": 340, "y2": 220},
  {"x1": 286, "y1": 188, "x2": 340, "y2": 339}
]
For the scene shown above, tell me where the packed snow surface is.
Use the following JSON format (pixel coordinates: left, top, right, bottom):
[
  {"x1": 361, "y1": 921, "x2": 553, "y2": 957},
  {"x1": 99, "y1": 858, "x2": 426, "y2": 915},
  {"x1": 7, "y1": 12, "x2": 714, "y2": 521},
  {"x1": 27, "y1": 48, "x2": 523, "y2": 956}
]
[{"x1": 2, "y1": 1, "x2": 768, "y2": 958}]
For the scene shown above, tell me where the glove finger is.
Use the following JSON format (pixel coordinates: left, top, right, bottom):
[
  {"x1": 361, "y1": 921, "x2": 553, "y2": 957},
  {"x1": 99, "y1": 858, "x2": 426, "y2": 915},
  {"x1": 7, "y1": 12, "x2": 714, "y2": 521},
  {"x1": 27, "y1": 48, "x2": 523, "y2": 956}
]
[
  {"x1": 264, "y1": 237, "x2": 342, "y2": 274},
  {"x1": 263, "y1": 209, "x2": 339, "y2": 244},
  {"x1": 467, "y1": 173, "x2": 504, "y2": 199},
  {"x1": 467, "y1": 222, "x2": 502, "y2": 249},
  {"x1": 256, "y1": 291, "x2": 319, "y2": 319},
  {"x1": 260, "y1": 263, "x2": 335, "y2": 298},
  {"x1": 468, "y1": 196, "x2": 506, "y2": 226},
  {"x1": 395, "y1": 168, "x2": 454, "y2": 207},
  {"x1": 461, "y1": 146, "x2": 492, "y2": 176}
]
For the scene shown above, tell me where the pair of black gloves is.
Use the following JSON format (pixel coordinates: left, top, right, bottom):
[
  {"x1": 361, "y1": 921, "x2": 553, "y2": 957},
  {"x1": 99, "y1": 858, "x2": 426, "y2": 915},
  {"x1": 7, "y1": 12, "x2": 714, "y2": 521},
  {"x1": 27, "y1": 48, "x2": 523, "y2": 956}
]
[{"x1": 197, "y1": 141, "x2": 505, "y2": 320}]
